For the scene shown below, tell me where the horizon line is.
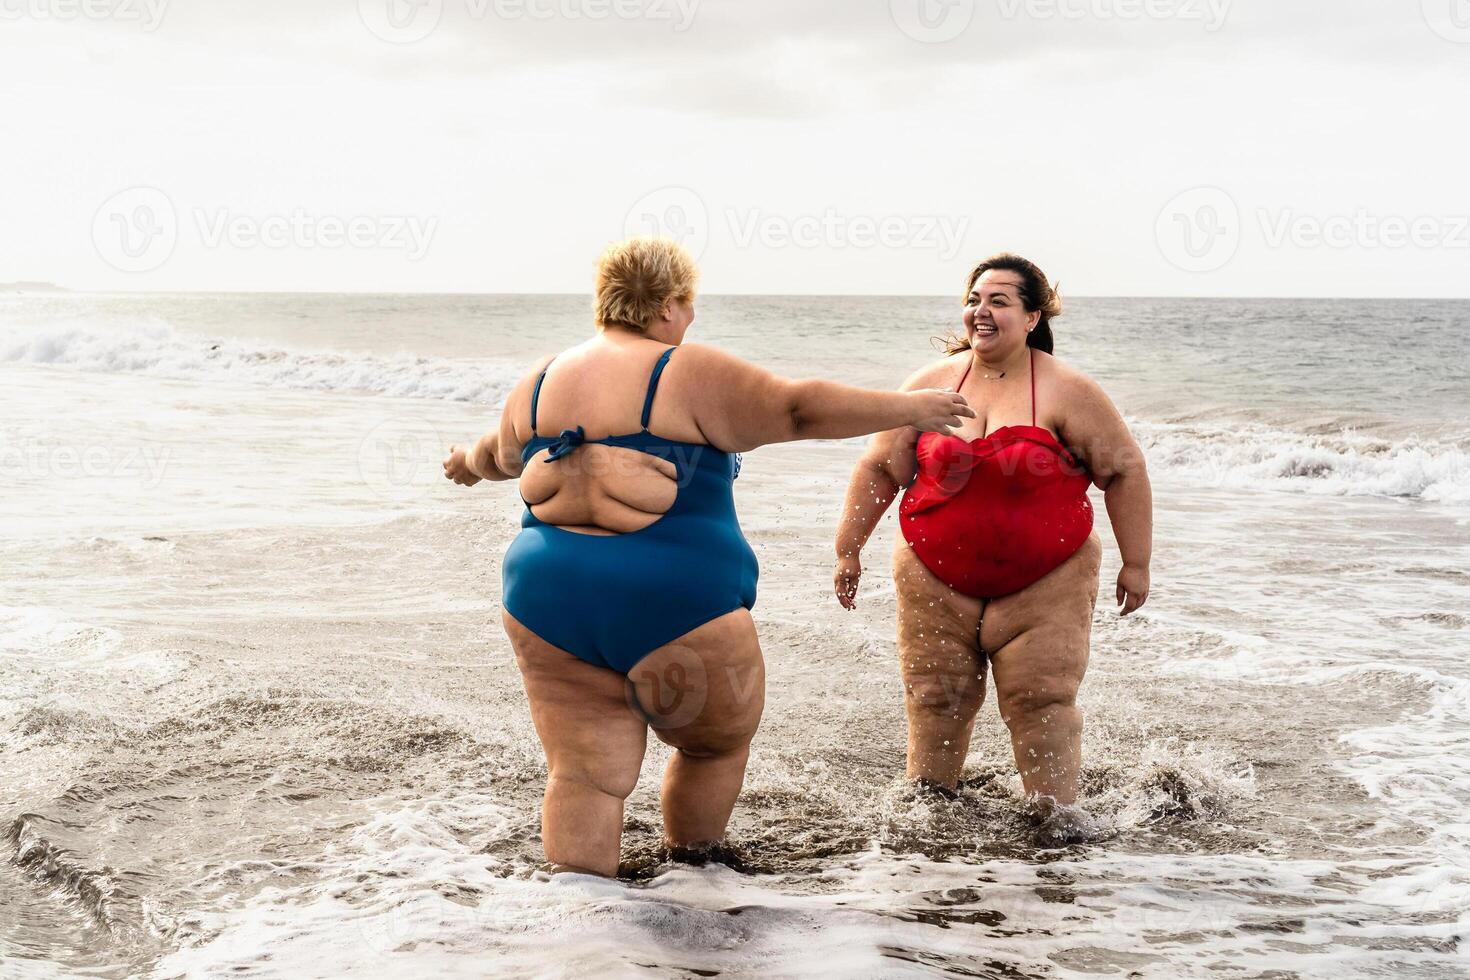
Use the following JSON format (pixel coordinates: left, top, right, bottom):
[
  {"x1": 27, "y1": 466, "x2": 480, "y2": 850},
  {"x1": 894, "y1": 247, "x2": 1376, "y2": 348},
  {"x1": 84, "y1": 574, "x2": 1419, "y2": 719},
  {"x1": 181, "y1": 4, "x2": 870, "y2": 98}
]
[{"x1": 6, "y1": 286, "x2": 1470, "y2": 302}]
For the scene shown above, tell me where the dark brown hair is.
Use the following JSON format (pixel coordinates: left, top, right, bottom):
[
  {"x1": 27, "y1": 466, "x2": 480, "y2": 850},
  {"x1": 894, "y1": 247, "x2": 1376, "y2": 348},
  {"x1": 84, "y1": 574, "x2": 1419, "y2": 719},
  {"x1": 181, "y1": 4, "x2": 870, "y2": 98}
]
[{"x1": 941, "y1": 253, "x2": 1062, "y2": 356}]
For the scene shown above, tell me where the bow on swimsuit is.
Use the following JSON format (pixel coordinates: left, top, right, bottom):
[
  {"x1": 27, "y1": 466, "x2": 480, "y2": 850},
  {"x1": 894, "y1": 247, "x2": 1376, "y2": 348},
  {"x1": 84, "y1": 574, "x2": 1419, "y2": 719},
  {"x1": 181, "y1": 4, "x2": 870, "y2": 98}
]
[
  {"x1": 501, "y1": 347, "x2": 759, "y2": 675},
  {"x1": 899, "y1": 348, "x2": 1094, "y2": 599}
]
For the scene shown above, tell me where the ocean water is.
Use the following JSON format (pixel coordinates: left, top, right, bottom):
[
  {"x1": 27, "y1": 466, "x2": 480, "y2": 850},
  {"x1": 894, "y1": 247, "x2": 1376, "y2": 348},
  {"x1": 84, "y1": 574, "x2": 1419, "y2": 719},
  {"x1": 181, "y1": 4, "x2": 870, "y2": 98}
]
[{"x1": 2, "y1": 292, "x2": 1468, "y2": 978}]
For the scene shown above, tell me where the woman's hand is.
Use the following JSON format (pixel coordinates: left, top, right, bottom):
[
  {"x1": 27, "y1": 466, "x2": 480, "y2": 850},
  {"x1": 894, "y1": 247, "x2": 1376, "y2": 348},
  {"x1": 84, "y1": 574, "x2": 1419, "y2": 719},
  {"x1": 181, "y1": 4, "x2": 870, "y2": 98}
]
[
  {"x1": 908, "y1": 389, "x2": 975, "y2": 434},
  {"x1": 442, "y1": 445, "x2": 483, "y2": 488},
  {"x1": 1117, "y1": 563, "x2": 1150, "y2": 616},
  {"x1": 834, "y1": 553, "x2": 863, "y2": 610}
]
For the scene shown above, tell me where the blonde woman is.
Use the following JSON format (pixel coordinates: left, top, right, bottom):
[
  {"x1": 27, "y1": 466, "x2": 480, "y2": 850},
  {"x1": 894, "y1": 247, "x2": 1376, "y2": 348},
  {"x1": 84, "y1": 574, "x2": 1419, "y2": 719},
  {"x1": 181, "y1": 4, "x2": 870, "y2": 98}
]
[
  {"x1": 443, "y1": 238, "x2": 973, "y2": 876},
  {"x1": 834, "y1": 253, "x2": 1153, "y2": 830}
]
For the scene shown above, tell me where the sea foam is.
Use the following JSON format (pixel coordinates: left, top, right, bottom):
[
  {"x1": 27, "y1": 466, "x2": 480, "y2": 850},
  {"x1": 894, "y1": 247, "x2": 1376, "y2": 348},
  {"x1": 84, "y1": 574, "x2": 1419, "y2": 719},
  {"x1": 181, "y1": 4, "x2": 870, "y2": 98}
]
[
  {"x1": 1134, "y1": 419, "x2": 1470, "y2": 503},
  {"x1": 5, "y1": 319, "x2": 1469, "y2": 503},
  {"x1": 0, "y1": 319, "x2": 520, "y2": 405}
]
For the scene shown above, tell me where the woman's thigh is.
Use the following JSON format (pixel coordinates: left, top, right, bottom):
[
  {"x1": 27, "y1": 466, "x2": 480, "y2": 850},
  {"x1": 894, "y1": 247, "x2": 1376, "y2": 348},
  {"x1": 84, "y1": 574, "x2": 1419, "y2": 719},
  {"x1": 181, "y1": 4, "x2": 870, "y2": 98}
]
[
  {"x1": 892, "y1": 541, "x2": 987, "y2": 700},
  {"x1": 505, "y1": 611, "x2": 649, "y2": 796},
  {"x1": 628, "y1": 609, "x2": 766, "y2": 755},
  {"x1": 983, "y1": 534, "x2": 1103, "y2": 704}
]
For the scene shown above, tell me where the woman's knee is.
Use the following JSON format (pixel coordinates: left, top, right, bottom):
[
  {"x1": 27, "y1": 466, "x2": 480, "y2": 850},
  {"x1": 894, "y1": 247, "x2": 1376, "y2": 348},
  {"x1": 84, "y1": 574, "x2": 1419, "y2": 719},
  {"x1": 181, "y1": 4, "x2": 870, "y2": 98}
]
[
  {"x1": 904, "y1": 669, "x2": 985, "y2": 722},
  {"x1": 996, "y1": 681, "x2": 1080, "y2": 730},
  {"x1": 986, "y1": 610, "x2": 1091, "y2": 727},
  {"x1": 547, "y1": 763, "x2": 640, "y2": 802}
]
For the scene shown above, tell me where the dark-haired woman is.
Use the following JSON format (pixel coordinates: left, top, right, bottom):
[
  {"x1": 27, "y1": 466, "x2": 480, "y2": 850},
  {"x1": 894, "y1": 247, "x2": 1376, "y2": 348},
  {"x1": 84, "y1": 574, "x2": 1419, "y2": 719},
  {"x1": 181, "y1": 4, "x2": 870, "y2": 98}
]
[{"x1": 833, "y1": 254, "x2": 1153, "y2": 823}]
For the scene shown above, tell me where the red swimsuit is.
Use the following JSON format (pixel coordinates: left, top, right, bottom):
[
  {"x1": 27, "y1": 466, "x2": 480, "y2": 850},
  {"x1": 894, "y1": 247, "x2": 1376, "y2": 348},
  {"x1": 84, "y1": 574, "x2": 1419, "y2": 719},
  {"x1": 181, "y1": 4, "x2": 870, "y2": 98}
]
[{"x1": 899, "y1": 349, "x2": 1094, "y2": 599}]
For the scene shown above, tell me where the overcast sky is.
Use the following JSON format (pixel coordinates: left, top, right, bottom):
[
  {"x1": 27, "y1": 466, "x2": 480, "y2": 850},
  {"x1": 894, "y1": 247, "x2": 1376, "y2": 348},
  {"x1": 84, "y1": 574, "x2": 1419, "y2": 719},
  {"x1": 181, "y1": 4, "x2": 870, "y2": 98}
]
[{"x1": 3, "y1": 0, "x2": 1467, "y2": 296}]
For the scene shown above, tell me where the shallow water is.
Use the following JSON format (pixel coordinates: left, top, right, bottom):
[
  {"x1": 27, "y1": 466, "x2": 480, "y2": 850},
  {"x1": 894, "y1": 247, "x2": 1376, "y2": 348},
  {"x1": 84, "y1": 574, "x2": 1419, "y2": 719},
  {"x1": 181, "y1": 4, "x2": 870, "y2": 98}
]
[{"x1": 2, "y1": 295, "x2": 1468, "y2": 977}]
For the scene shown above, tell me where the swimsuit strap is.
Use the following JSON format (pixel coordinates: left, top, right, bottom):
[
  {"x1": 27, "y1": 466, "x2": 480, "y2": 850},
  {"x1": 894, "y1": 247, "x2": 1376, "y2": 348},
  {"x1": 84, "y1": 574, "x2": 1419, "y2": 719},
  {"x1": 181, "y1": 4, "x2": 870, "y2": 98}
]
[
  {"x1": 955, "y1": 355, "x2": 972, "y2": 392},
  {"x1": 1029, "y1": 346, "x2": 1037, "y2": 427},
  {"x1": 530, "y1": 357, "x2": 556, "y2": 436},
  {"x1": 640, "y1": 347, "x2": 677, "y2": 430}
]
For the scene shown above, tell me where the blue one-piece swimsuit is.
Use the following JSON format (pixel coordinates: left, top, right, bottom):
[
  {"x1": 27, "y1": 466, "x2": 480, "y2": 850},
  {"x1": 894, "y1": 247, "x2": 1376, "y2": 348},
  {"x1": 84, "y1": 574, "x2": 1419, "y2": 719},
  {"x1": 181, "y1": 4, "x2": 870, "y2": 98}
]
[{"x1": 501, "y1": 347, "x2": 759, "y2": 675}]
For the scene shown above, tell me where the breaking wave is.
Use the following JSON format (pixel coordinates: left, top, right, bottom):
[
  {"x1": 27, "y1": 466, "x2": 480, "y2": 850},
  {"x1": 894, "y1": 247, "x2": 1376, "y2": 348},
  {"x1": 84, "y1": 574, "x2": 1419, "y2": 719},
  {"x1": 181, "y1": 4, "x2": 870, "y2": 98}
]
[{"x1": 0, "y1": 319, "x2": 519, "y2": 405}]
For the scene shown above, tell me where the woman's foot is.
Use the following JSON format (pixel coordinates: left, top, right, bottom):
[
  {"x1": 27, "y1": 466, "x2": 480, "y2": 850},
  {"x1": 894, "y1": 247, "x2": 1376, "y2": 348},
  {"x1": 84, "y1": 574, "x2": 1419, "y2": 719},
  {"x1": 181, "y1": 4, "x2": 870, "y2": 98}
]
[{"x1": 1029, "y1": 796, "x2": 1108, "y2": 847}]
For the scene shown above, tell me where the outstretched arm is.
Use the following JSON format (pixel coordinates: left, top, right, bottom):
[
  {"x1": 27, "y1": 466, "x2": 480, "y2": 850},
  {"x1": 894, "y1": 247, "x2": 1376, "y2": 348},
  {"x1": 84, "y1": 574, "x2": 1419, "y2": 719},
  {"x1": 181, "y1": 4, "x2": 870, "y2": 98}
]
[
  {"x1": 678, "y1": 344, "x2": 972, "y2": 453},
  {"x1": 442, "y1": 355, "x2": 553, "y2": 489},
  {"x1": 443, "y1": 431, "x2": 513, "y2": 486},
  {"x1": 1061, "y1": 375, "x2": 1153, "y2": 615}
]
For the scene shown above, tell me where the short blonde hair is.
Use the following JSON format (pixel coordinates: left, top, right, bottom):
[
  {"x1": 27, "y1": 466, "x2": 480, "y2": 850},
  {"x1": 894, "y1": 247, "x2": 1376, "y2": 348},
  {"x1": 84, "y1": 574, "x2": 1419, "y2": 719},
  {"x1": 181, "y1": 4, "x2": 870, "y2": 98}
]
[{"x1": 594, "y1": 237, "x2": 699, "y2": 332}]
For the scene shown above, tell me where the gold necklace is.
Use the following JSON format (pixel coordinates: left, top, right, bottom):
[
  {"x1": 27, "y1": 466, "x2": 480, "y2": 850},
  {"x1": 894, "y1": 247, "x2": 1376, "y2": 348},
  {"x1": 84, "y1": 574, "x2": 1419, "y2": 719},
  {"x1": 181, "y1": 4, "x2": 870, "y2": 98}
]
[
  {"x1": 970, "y1": 330, "x2": 1035, "y2": 382},
  {"x1": 973, "y1": 357, "x2": 1017, "y2": 381}
]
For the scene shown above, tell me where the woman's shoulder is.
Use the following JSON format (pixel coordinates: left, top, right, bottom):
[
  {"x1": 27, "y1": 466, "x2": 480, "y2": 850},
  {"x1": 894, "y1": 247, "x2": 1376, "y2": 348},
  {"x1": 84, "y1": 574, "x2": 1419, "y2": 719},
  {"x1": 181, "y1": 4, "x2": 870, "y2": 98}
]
[
  {"x1": 518, "y1": 351, "x2": 561, "y2": 387},
  {"x1": 667, "y1": 342, "x2": 766, "y2": 380},
  {"x1": 669, "y1": 341, "x2": 727, "y2": 363},
  {"x1": 527, "y1": 337, "x2": 617, "y2": 381},
  {"x1": 901, "y1": 354, "x2": 967, "y2": 391},
  {"x1": 1037, "y1": 351, "x2": 1112, "y2": 408}
]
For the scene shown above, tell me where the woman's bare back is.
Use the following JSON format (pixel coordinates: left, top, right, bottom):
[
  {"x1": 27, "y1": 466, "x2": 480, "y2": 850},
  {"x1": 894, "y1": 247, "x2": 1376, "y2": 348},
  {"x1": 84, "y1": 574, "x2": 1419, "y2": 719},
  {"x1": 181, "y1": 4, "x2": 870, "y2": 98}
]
[{"x1": 515, "y1": 337, "x2": 704, "y2": 536}]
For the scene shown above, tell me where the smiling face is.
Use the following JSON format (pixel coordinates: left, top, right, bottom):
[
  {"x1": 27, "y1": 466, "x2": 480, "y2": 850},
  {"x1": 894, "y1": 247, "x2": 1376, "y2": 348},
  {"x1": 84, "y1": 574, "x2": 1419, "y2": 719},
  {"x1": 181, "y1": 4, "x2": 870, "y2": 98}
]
[{"x1": 963, "y1": 270, "x2": 1041, "y2": 357}]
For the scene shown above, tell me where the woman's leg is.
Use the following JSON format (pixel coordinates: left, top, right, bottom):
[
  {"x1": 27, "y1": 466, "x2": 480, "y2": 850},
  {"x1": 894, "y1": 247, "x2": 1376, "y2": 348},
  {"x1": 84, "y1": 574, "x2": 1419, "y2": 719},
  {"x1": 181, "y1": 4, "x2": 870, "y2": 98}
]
[
  {"x1": 983, "y1": 535, "x2": 1102, "y2": 806},
  {"x1": 892, "y1": 543, "x2": 987, "y2": 790},
  {"x1": 628, "y1": 610, "x2": 766, "y2": 850},
  {"x1": 505, "y1": 611, "x2": 649, "y2": 877}
]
